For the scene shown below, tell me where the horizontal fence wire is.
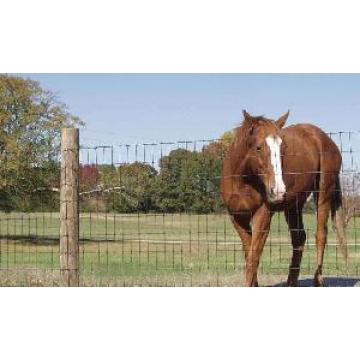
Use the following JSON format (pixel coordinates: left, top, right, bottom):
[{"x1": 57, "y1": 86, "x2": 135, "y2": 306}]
[{"x1": 0, "y1": 130, "x2": 360, "y2": 286}]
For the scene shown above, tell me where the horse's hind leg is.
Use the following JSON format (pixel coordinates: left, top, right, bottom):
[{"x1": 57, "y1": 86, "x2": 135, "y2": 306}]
[
  {"x1": 313, "y1": 187, "x2": 332, "y2": 287},
  {"x1": 231, "y1": 213, "x2": 258, "y2": 286},
  {"x1": 285, "y1": 205, "x2": 306, "y2": 287},
  {"x1": 313, "y1": 199, "x2": 331, "y2": 286}
]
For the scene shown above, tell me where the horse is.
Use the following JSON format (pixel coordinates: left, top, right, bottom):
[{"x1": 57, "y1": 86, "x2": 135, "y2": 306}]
[{"x1": 220, "y1": 110, "x2": 347, "y2": 286}]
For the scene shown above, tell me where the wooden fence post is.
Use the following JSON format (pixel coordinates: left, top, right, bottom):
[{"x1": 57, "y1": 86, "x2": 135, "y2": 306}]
[{"x1": 60, "y1": 128, "x2": 79, "y2": 286}]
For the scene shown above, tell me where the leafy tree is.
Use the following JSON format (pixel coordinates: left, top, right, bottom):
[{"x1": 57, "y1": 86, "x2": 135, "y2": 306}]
[
  {"x1": 80, "y1": 164, "x2": 100, "y2": 192},
  {"x1": 0, "y1": 74, "x2": 83, "y2": 211},
  {"x1": 154, "y1": 148, "x2": 222, "y2": 213},
  {"x1": 202, "y1": 130, "x2": 235, "y2": 157},
  {"x1": 155, "y1": 149, "x2": 196, "y2": 212},
  {"x1": 154, "y1": 132, "x2": 235, "y2": 214},
  {"x1": 93, "y1": 163, "x2": 158, "y2": 213}
]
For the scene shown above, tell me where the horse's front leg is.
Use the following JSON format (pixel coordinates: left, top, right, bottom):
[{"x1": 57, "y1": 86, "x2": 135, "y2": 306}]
[
  {"x1": 230, "y1": 213, "x2": 258, "y2": 286},
  {"x1": 245, "y1": 205, "x2": 272, "y2": 287}
]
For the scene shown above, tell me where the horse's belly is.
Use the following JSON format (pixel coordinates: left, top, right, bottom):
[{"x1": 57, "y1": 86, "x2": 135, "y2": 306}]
[
  {"x1": 282, "y1": 139, "x2": 319, "y2": 202},
  {"x1": 282, "y1": 169, "x2": 316, "y2": 203}
]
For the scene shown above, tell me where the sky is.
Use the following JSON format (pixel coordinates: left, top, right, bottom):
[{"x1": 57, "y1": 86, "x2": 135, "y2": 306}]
[{"x1": 20, "y1": 73, "x2": 360, "y2": 146}]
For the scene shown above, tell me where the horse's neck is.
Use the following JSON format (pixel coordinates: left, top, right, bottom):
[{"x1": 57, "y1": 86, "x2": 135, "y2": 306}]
[
  {"x1": 222, "y1": 140, "x2": 249, "y2": 197},
  {"x1": 230, "y1": 140, "x2": 249, "y2": 180},
  {"x1": 222, "y1": 138, "x2": 264, "y2": 211}
]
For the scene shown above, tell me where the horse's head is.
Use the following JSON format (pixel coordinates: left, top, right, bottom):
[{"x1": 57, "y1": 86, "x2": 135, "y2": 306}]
[{"x1": 241, "y1": 110, "x2": 289, "y2": 203}]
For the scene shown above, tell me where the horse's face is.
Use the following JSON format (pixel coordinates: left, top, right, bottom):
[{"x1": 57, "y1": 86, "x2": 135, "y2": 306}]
[{"x1": 243, "y1": 111, "x2": 289, "y2": 203}]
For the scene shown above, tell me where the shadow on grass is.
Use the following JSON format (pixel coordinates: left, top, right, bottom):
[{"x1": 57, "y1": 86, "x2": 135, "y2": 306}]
[
  {"x1": 274, "y1": 277, "x2": 360, "y2": 287},
  {"x1": 0, "y1": 235, "x2": 59, "y2": 245}
]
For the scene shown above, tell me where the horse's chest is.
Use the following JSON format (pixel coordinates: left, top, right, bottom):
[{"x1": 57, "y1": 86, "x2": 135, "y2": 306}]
[{"x1": 227, "y1": 184, "x2": 263, "y2": 213}]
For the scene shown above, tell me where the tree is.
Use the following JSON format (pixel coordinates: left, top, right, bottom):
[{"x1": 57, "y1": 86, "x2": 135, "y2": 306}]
[
  {"x1": 202, "y1": 130, "x2": 235, "y2": 157},
  {"x1": 341, "y1": 171, "x2": 360, "y2": 225},
  {"x1": 80, "y1": 164, "x2": 100, "y2": 193},
  {"x1": 0, "y1": 74, "x2": 83, "y2": 211},
  {"x1": 83, "y1": 162, "x2": 158, "y2": 213},
  {"x1": 155, "y1": 144, "x2": 228, "y2": 214},
  {"x1": 155, "y1": 149, "x2": 197, "y2": 212}
]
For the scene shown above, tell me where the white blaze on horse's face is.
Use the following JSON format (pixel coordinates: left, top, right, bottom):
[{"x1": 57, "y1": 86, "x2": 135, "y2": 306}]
[{"x1": 265, "y1": 135, "x2": 286, "y2": 202}]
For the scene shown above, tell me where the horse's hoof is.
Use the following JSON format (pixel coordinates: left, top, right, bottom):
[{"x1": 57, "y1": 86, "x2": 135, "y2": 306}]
[
  {"x1": 244, "y1": 279, "x2": 259, "y2": 287},
  {"x1": 313, "y1": 276, "x2": 325, "y2": 287},
  {"x1": 287, "y1": 279, "x2": 298, "y2": 287}
]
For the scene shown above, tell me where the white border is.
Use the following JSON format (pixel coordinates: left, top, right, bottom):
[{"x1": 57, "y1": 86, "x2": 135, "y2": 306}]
[
  {"x1": 1, "y1": 288, "x2": 359, "y2": 360},
  {"x1": 1, "y1": 0, "x2": 360, "y2": 72},
  {"x1": 1, "y1": 1, "x2": 360, "y2": 359}
]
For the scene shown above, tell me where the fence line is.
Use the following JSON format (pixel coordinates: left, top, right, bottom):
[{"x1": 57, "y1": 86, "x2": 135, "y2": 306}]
[{"x1": 0, "y1": 129, "x2": 359, "y2": 286}]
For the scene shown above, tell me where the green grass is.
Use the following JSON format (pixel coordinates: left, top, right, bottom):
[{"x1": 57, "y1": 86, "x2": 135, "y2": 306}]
[{"x1": 0, "y1": 211, "x2": 359, "y2": 286}]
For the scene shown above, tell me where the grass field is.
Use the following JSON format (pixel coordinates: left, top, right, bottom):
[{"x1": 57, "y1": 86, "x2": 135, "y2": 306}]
[{"x1": 0, "y1": 211, "x2": 359, "y2": 286}]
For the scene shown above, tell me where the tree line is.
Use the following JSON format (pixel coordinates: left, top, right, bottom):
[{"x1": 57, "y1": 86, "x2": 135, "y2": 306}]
[
  {"x1": 1, "y1": 74, "x2": 358, "y2": 219},
  {"x1": 79, "y1": 139, "x2": 232, "y2": 214},
  {"x1": 0, "y1": 73, "x2": 233, "y2": 214}
]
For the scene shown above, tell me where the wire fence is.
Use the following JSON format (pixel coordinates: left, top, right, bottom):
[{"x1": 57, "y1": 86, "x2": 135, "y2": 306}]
[{"x1": 0, "y1": 130, "x2": 359, "y2": 286}]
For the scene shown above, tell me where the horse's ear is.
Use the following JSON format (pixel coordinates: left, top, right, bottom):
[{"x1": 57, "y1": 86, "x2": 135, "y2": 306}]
[
  {"x1": 275, "y1": 110, "x2": 289, "y2": 129},
  {"x1": 243, "y1": 110, "x2": 252, "y2": 121}
]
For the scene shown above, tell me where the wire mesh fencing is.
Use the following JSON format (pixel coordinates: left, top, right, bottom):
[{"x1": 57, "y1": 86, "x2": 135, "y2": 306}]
[
  {"x1": 76, "y1": 131, "x2": 360, "y2": 286},
  {"x1": 0, "y1": 159, "x2": 61, "y2": 286},
  {"x1": 0, "y1": 130, "x2": 359, "y2": 286}
]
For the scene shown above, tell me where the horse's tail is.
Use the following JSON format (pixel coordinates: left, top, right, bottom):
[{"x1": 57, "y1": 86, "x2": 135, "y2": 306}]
[{"x1": 331, "y1": 174, "x2": 348, "y2": 259}]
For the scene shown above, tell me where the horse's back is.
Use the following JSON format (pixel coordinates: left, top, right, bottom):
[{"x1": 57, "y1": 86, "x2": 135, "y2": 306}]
[
  {"x1": 282, "y1": 123, "x2": 342, "y2": 171},
  {"x1": 280, "y1": 124, "x2": 342, "y2": 204}
]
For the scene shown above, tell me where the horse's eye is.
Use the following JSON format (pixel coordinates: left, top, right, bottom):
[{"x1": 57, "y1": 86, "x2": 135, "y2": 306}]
[{"x1": 256, "y1": 145, "x2": 262, "y2": 152}]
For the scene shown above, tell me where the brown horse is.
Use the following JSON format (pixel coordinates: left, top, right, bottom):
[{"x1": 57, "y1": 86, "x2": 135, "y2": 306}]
[{"x1": 221, "y1": 110, "x2": 347, "y2": 286}]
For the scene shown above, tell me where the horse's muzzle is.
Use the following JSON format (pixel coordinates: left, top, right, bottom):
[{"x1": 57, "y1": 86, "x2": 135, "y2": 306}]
[{"x1": 268, "y1": 187, "x2": 285, "y2": 203}]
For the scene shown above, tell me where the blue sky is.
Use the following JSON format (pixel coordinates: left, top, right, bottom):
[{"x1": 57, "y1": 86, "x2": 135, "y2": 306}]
[{"x1": 21, "y1": 74, "x2": 360, "y2": 146}]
